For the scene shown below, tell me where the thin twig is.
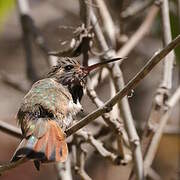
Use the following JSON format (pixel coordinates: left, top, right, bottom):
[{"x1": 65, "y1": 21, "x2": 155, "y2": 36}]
[
  {"x1": 117, "y1": 3, "x2": 160, "y2": 58},
  {"x1": 94, "y1": 0, "x2": 116, "y2": 47},
  {"x1": 178, "y1": 0, "x2": 180, "y2": 29},
  {"x1": 17, "y1": 0, "x2": 54, "y2": 81},
  {"x1": 109, "y1": 62, "x2": 144, "y2": 180},
  {"x1": 148, "y1": 167, "x2": 162, "y2": 180},
  {"x1": 76, "y1": 130, "x2": 124, "y2": 165},
  {"x1": 121, "y1": 0, "x2": 154, "y2": 19},
  {"x1": 79, "y1": 0, "x2": 91, "y2": 28},
  {"x1": 129, "y1": 2, "x2": 174, "y2": 179}
]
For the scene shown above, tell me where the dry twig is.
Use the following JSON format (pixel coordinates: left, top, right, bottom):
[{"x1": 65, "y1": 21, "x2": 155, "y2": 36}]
[{"x1": 144, "y1": 86, "x2": 180, "y2": 176}]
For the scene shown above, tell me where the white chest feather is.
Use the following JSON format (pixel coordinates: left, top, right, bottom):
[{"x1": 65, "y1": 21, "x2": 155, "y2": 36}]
[
  {"x1": 68, "y1": 99, "x2": 83, "y2": 115},
  {"x1": 63, "y1": 100, "x2": 82, "y2": 128}
]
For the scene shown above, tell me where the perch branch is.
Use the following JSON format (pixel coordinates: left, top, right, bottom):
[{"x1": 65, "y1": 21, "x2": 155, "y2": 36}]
[
  {"x1": 0, "y1": 158, "x2": 27, "y2": 174},
  {"x1": 66, "y1": 34, "x2": 180, "y2": 137}
]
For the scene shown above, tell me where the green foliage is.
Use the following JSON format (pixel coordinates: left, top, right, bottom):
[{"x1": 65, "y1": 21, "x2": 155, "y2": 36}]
[{"x1": 0, "y1": 0, "x2": 15, "y2": 28}]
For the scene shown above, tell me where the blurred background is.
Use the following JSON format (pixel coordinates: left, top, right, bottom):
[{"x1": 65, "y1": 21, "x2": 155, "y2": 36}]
[{"x1": 0, "y1": 0, "x2": 179, "y2": 179}]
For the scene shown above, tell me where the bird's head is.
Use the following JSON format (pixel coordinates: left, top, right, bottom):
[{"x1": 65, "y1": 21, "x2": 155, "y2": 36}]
[{"x1": 47, "y1": 57, "x2": 123, "y2": 103}]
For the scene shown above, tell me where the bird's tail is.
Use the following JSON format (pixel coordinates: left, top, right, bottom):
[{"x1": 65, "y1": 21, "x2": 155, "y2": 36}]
[{"x1": 11, "y1": 120, "x2": 68, "y2": 170}]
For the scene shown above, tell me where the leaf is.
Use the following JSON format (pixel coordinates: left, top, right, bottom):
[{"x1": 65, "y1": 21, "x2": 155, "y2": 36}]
[{"x1": 0, "y1": 0, "x2": 15, "y2": 29}]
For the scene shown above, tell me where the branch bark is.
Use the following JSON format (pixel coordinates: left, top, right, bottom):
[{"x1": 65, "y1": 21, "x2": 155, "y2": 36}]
[{"x1": 66, "y1": 34, "x2": 180, "y2": 136}]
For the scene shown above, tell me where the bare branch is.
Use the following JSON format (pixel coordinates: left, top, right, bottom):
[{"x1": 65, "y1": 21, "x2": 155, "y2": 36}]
[
  {"x1": 94, "y1": 0, "x2": 117, "y2": 47},
  {"x1": 148, "y1": 167, "x2": 162, "y2": 180},
  {"x1": 0, "y1": 120, "x2": 22, "y2": 139},
  {"x1": 66, "y1": 34, "x2": 180, "y2": 136},
  {"x1": 1, "y1": 34, "x2": 180, "y2": 174},
  {"x1": 144, "y1": 86, "x2": 180, "y2": 176},
  {"x1": 0, "y1": 158, "x2": 27, "y2": 174},
  {"x1": 117, "y1": 3, "x2": 160, "y2": 57},
  {"x1": 76, "y1": 130, "x2": 126, "y2": 165},
  {"x1": 139, "y1": 0, "x2": 175, "y2": 170},
  {"x1": 121, "y1": 0, "x2": 154, "y2": 19},
  {"x1": 160, "y1": 0, "x2": 175, "y2": 90},
  {"x1": 91, "y1": 3, "x2": 159, "y2": 89},
  {"x1": 87, "y1": 79, "x2": 129, "y2": 160},
  {"x1": 55, "y1": 158, "x2": 73, "y2": 180},
  {"x1": 74, "y1": 136, "x2": 92, "y2": 180},
  {"x1": 17, "y1": 0, "x2": 53, "y2": 81}
]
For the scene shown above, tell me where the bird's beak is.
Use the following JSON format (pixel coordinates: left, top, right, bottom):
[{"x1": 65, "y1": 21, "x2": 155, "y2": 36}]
[{"x1": 81, "y1": 57, "x2": 126, "y2": 76}]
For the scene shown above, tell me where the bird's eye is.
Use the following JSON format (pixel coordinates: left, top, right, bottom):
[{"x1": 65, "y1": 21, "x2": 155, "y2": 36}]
[{"x1": 64, "y1": 65, "x2": 74, "y2": 71}]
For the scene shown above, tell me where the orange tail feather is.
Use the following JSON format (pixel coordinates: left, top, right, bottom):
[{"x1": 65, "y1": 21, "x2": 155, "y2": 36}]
[{"x1": 11, "y1": 121, "x2": 68, "y2": 164}]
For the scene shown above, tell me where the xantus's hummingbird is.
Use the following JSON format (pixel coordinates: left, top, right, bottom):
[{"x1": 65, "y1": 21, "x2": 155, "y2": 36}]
[{"x1": 11, "y1": 57, "x2": 123, "y2": 170}]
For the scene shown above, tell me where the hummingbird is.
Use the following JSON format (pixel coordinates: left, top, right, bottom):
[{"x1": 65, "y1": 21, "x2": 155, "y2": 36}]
[{"x1": 11, "y1": 57, "x2": 123, "y2": 170}]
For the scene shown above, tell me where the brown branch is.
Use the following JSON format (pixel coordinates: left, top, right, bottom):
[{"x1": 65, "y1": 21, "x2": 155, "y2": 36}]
[
  {"x1": 65, "y1": 34, "x2": 180, "y2": 136},
  {"x1": 79, "y1": 0, "x2": 92, "y2": 66},
  {"x1": 79, "y1": 0, "x2": 91, "y2": 28}
]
